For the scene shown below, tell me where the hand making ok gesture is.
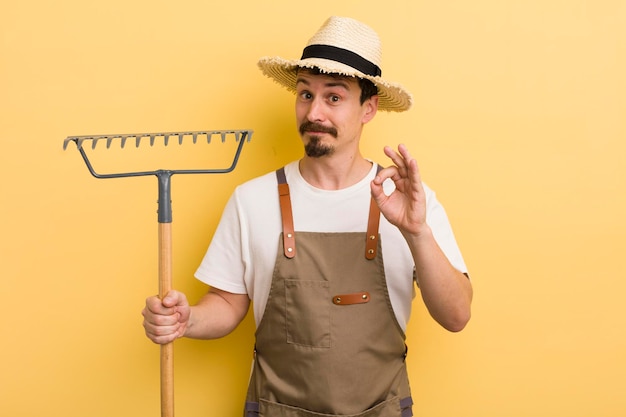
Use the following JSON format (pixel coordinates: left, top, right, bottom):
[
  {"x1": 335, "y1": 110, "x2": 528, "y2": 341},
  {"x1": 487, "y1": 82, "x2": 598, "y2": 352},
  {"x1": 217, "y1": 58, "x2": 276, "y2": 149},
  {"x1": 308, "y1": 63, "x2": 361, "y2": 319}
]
[{"x1": 370, "y1": 144, "x2": 427, "y2": 238}]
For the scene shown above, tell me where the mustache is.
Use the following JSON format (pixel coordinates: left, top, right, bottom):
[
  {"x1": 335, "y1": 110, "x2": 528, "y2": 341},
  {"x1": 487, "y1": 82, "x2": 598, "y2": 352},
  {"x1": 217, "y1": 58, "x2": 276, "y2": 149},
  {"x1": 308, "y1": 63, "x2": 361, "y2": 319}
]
[{"x1": 299, "y1": 121, "x2": 337, "y2": 138}]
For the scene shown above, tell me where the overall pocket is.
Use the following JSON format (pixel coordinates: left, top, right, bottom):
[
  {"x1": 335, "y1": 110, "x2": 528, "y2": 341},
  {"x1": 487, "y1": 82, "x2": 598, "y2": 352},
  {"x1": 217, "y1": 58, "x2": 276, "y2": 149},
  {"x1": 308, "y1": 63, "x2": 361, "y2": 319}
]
[{"x1": 285, "y1": 279, "x2": 330, "y2": 348}]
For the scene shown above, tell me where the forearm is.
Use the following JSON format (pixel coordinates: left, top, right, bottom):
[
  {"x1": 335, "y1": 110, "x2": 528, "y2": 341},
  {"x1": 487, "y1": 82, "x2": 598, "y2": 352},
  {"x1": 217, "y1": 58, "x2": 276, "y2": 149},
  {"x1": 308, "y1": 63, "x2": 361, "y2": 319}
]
[
  {"x1": 184, "y1": 289, "x2": 250, "y2": 339},
  {"x1": 405, "y1": 226, "x2": 473, "y2": 332}
]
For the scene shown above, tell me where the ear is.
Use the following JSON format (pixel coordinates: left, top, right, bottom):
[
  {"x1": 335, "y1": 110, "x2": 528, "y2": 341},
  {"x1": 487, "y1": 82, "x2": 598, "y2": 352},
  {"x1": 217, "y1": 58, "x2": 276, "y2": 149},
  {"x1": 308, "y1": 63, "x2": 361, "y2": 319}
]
[{"x1": 361, "y1": 95, "x2": 379, "y2": 124}]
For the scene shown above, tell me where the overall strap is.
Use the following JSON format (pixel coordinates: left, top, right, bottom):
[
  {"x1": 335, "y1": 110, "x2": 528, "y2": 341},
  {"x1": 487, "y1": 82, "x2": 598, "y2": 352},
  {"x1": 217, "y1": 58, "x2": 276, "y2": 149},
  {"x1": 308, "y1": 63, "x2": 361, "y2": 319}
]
[
  {"x1": 276, "y1": 168, "x2": 296, "y2": 258},
  {"x1": 365, "y1": 164, "x2": 383, "y2": 260}
]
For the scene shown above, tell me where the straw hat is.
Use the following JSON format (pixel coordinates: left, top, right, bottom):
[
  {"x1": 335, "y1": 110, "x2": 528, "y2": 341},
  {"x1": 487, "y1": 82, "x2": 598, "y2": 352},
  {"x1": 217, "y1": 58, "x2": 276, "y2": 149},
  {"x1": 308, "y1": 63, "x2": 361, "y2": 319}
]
[{"x1": 258, "y1": 16, "x2": 413, "y2": 112}]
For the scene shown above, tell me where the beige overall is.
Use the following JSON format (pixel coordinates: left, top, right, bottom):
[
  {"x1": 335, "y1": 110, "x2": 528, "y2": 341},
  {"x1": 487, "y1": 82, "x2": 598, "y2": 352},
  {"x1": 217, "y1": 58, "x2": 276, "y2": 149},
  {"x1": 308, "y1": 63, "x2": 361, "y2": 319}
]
[{"x1": 244, "y1": 167, "x2": 413, "y2": 417}]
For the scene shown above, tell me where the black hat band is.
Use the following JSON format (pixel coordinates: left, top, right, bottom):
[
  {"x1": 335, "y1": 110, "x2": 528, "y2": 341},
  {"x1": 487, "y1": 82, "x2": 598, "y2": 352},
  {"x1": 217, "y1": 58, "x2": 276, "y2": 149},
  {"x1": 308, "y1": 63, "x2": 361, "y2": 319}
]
[{"x1": 301, "y1": 44, "x2": 382, "y2": 77}]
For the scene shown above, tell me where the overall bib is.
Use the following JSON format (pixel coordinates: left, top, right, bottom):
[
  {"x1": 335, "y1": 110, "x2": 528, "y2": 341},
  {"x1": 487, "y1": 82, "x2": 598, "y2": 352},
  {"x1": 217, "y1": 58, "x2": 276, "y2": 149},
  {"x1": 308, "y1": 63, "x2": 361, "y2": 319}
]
[{"x1": 244, "y1": 167, "x2": 413, "y2": 417}]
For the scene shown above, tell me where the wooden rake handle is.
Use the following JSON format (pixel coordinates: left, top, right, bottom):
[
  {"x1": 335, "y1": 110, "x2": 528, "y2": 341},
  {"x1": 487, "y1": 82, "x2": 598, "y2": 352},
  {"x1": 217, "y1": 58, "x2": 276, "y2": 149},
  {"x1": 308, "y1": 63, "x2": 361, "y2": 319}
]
[{"x1": 159, "y1": 223, "x2": 174, "y2": 417}]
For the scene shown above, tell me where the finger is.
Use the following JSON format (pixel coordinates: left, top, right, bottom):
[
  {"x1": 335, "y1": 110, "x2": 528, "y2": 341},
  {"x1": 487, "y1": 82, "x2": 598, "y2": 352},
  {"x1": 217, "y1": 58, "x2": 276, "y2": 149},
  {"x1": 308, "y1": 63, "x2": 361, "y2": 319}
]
[
  {"x1": 145, "y1": 309, "x2": 182, "y2": 326},
  {"x1": 397, "y1": 144, "x2": 417, "y2": 170},
  {"x1": 144, "y1": 324, "x2": 180, "y2": 345},
  {"x1": 397, "y1": 143, "x2": 412, "y2": 162},
  {"x1": 145, "y1": 296, "x2": 176, "y2": 316},
  {"x1": 372, "y1": 165, "x2": 400, "y2": 185},
  {"x1": 141, "y1": 298, "x2": 180, "y2": 325},
  {"x1": 394, "y1": 144, "x2": 422, "y2": 182},
  {"x1": 383, "y1": 146, "x2": 407, "y2": 172},
  {"x1": 142, "y1": 309, "x2": 184, "y2": 339},
  {"x1": 407, "y1": 154, "x2": 423, "y2": 185},
  {"x1": 143, "y1": 319, "x2": 179, "y2": 335}
]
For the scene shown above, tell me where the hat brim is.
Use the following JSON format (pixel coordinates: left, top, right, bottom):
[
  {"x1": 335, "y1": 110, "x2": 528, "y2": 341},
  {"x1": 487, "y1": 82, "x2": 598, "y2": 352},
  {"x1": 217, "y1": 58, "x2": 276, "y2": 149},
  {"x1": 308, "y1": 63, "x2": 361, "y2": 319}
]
[{"x1": 258, "y1": 56, "x2": 413, "y2": 112}]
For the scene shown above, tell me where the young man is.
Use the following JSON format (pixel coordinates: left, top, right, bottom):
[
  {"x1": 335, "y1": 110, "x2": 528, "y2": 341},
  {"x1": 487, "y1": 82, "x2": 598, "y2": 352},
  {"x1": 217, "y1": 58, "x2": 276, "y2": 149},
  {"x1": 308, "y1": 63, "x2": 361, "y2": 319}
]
[{"x1": 143, "y1": 16, "x2": 472, "y2": 417}]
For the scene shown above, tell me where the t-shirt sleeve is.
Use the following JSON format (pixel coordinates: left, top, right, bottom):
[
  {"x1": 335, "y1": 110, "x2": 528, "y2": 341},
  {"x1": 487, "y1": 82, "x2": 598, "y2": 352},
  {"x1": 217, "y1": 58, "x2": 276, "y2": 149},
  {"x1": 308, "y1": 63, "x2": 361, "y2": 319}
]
[
  {"x1": 424, "y1": 185, "x2": 468, "y2": 275},
  {"x1": 194, "y1": 189, "x2": 249, "y2": 294}
]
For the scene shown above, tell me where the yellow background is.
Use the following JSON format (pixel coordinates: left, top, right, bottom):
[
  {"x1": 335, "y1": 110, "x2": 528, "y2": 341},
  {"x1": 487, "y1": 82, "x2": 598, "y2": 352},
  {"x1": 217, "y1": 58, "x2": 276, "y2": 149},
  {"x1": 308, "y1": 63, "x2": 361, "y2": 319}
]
[{"x1": 2, "y1": 1, "x2": 625, "y2": 416}]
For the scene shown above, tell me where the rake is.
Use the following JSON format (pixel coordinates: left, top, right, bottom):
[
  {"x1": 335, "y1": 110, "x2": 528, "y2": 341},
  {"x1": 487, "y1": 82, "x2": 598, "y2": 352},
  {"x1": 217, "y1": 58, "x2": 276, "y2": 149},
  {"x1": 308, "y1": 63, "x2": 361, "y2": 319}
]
[{"x1": 64, "y1": 129, "x2": 253, "y2": 417}]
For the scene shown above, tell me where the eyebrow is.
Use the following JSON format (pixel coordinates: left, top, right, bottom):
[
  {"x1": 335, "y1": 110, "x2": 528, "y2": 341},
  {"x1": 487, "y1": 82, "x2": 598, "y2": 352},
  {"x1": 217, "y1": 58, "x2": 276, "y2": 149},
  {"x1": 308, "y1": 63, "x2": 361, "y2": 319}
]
[{"x1": 295, "y1": 76, "x2": 352, "y2": 91}]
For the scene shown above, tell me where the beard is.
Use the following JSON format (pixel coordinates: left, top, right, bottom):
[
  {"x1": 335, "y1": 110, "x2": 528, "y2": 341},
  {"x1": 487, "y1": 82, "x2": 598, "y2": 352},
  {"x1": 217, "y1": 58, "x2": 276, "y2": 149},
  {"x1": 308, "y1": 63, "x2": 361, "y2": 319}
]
[
  {"x1": 299, "y1": 121, "x2": 337, "y2": 158},
  {"x1": 304, "y1": 136, "x2": 336, "y2": 157}
]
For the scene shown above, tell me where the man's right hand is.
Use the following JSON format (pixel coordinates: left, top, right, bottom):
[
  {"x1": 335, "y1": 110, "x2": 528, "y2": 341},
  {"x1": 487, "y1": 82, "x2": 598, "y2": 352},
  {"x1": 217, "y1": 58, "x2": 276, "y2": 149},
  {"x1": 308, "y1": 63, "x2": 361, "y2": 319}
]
[{"x1": 142, "y1": 290, "x2": 191, "y2": 344}]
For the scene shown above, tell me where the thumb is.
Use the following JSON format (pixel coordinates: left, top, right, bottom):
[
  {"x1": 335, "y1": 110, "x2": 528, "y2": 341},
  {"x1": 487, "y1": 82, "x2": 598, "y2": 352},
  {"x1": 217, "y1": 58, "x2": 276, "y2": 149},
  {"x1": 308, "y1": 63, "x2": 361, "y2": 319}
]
[
  {"x1": 161, "y1": 290, "x2": 188, "y2": 308},
  {"x1": 370, "y1": 179, "x2": 385, "y2": 206}
]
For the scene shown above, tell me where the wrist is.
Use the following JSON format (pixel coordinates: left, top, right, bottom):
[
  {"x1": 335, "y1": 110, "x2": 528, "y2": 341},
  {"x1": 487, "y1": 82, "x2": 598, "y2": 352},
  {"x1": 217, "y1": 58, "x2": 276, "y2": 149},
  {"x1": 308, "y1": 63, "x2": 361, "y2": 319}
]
[{"x1": 402, "y1": 222, "x2": 432, "y2": 243}]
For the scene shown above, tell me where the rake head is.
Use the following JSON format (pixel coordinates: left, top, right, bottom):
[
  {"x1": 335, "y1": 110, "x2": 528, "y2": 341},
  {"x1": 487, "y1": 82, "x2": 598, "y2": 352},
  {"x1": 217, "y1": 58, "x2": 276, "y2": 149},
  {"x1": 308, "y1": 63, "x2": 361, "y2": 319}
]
[{"x1": 63, "y1": 129, "x2": 253, "y2": 179}]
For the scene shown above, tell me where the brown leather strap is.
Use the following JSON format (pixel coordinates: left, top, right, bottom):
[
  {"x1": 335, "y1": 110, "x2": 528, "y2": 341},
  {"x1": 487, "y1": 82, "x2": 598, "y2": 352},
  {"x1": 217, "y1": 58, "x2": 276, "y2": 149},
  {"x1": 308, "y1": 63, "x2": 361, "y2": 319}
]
[
  {"x1": 276, "y1": 168, "x2": 296, "y2": 258},
  {"x1": 365, "y1": 164, "x2": 383, "y2": 260},
  {"x1": 365, "y1": 198, "x2": 380, "y2": 260},
  {"x1": 332, "y1": 291, "x2": 370, "y2": 305}
]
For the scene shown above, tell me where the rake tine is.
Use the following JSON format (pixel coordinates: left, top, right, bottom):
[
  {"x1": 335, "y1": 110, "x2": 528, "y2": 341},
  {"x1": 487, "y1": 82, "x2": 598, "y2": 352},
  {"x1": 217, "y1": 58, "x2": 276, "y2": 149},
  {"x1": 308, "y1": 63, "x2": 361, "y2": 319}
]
[
  {"x1": 178, "y1": 133, "x2": 184, "y2": 145},
  {"x1": 120, "y1": 136, "x2": 128, "y2": 148},
  {"x1": 164, "y1": 134, "x2": 170, "y2": 146},
  {"x1": 192, "y1": 132, "x2": 198, "y2": 143},
  {"x1": 207, "y1": 132, "x2": 212, "y2": 144},
  {"x1": 91, "y1": 138, "x2": 99, "y2": 149},
  {"x1": 234, "y1": 131, "x2": 241, "y2": 142},
  {"x1": 221, "y1": 132, "x2": 226, "y2": 143},
  {"x1": 150, "y1": 135, "x2": 156, "y2": 146}
]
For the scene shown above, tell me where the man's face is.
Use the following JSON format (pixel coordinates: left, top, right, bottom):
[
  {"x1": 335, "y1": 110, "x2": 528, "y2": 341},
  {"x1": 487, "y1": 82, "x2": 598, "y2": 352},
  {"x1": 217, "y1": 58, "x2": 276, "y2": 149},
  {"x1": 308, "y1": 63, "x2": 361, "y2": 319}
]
[{"x1": 295, "y1": 69, "x2": 377, "y2": 158}]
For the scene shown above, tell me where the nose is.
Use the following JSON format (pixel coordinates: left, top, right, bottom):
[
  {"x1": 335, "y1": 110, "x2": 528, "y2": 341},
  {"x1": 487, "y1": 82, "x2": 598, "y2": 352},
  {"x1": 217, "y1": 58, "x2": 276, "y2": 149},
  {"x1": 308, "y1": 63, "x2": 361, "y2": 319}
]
[{"x1": 306, "y1": 97, "x2": 325, "y2": 122}]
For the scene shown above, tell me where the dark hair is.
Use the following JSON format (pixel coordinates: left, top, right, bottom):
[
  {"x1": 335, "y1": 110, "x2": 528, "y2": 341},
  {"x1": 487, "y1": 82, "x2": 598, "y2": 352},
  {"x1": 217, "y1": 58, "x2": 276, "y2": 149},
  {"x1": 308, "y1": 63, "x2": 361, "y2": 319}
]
[
  {"x1": 357, "y1": 77, "x2": 379, "y2": 104},
  {"x1": 297, "y1": 67, "x2": 378, "y2": 105}
]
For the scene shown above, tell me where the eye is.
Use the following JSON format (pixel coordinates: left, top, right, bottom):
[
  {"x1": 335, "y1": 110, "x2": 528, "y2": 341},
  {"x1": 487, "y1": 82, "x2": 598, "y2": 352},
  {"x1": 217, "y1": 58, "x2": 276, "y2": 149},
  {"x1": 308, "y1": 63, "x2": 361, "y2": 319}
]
[
  {"x1": 298, "y1": 91, "x2": 312, "y2": 100},
  {"x1": 329, "y1": 94, "x2": 341, "y2": 103}
]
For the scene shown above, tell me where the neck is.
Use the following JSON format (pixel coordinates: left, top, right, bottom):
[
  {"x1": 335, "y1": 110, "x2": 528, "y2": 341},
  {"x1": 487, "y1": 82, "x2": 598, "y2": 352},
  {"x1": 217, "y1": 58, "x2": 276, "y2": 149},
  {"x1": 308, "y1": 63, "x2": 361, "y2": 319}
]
[{"x1": 299, "y1": 153, "x2": 372, "y2": 190}]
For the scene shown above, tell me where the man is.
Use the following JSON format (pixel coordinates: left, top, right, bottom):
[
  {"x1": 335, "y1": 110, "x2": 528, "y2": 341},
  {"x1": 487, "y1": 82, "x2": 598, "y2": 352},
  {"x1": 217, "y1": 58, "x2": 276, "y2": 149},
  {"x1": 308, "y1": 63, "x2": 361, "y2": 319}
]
[{"x1": 143, "y1": 16, "x2": 472, "y2": 417}]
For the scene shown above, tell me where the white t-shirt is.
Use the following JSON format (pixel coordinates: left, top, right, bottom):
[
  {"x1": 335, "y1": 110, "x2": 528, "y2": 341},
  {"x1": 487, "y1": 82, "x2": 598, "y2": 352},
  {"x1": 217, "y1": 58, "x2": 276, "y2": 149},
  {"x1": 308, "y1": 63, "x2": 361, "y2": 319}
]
[{"x1": 195, "y1": 161, "x2": 467, "y2": 331}]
